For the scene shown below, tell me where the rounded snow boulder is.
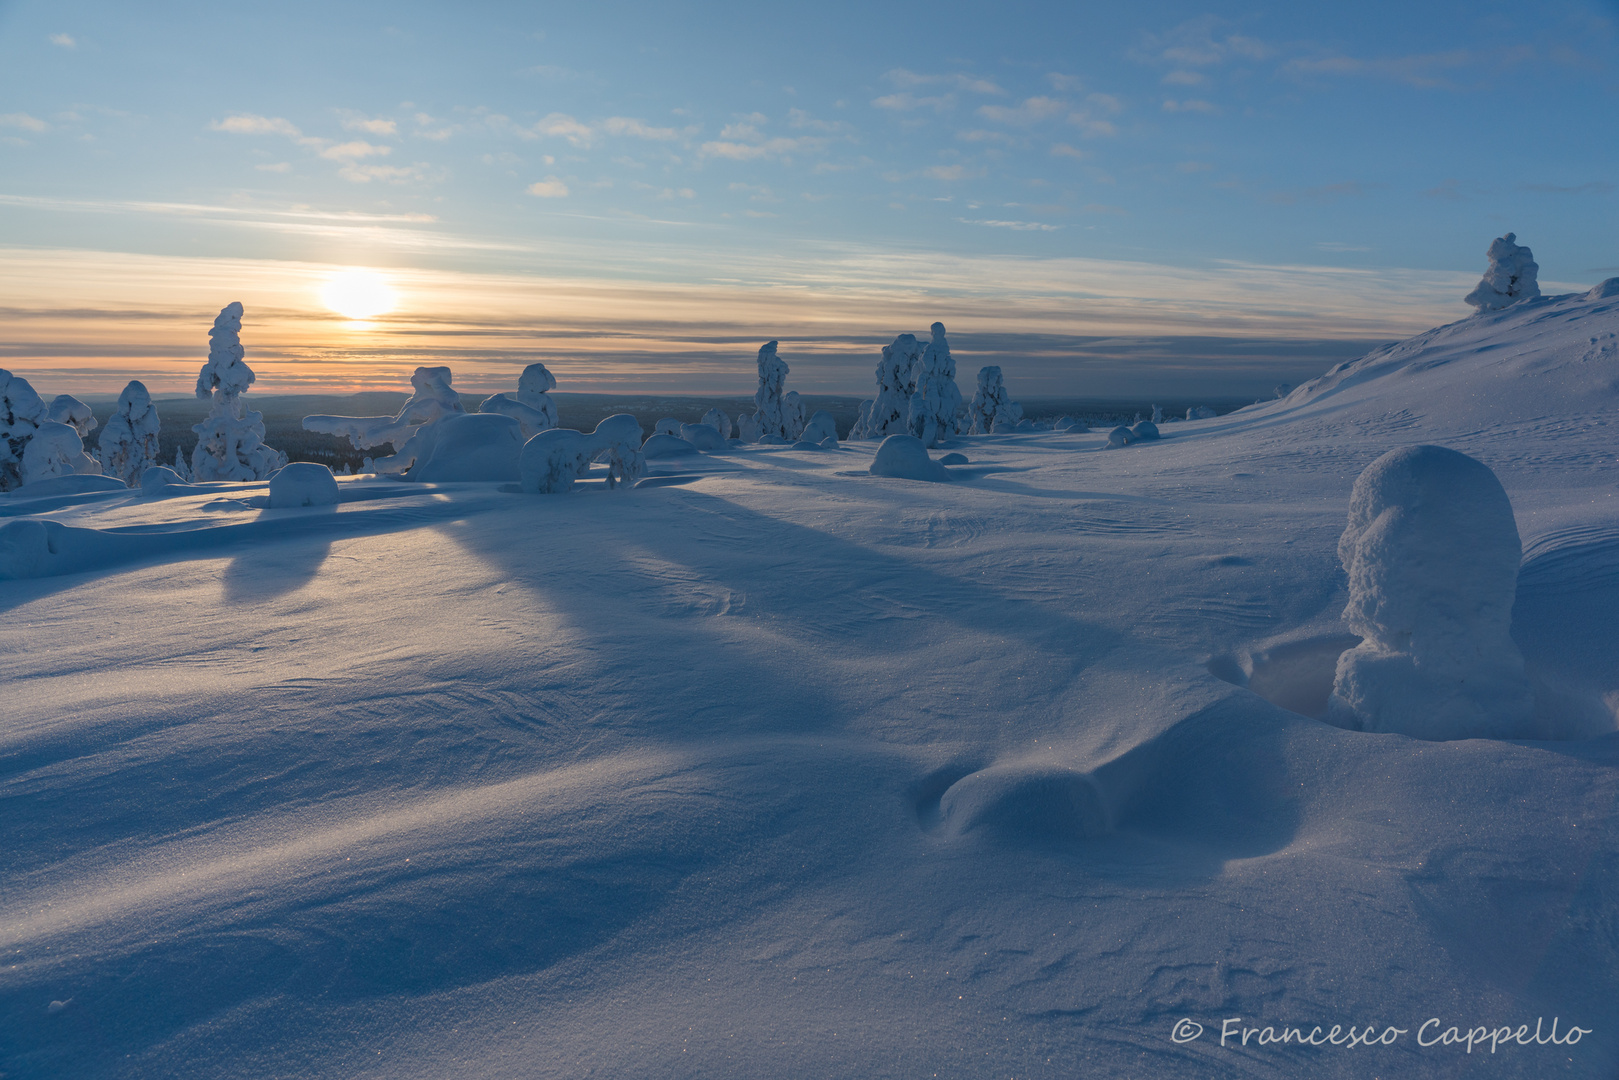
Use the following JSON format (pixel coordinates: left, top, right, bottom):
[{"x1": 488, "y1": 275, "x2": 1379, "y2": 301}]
[
  {"x1": 406, "y1": 413, "x2": 524, "y2": 483},
  {"x1": 938, "y1": 452, "x2": 968, "y2": 465},
  {"x1": 1586, "y1": 277, "x2": 1619, "y2": 301},
  {"x1": 269, "y1": 462, "x2": 340, "y2": 508},
  {"x1": 678, "y1": 422, "x2": 724, "y2": 450},
  {"x1": 643, "y1": 433, "x2": 700, "y2": 458},
  {"x1": 869, "y1": 434, "x2": 952, "y2": 482},
  {"x1": 138, "y1": 466, "x2": 189, "y2": 493},
  {"x1": 1130, "y1": 421, "x2": 1161, "y2": 441},
  {"x1": 1105, "y1": 426, "x2": 1136, "y2": 449},
  {"x1": 1328, "y1": 445, "x2": 1535, "y2": 740},
  {"x1": 800, "y1": 409, "x2": 838, "y2": 444}
]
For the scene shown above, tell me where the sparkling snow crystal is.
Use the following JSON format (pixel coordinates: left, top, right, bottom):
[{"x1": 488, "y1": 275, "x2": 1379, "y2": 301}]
[
  {"x1": 96, "y1": 381, "x2": 161, "y2": 486},
  {"x1": 966, "y1": 365, "x2": 1022, "y2": 435},
  {"x1": 190, "y1": 303, "x2": 285, "y2": 481},
  {"x1": 1328, "y1": 444, "x2": 1535, "y2": 740},
  {"x1": 907, "y1": 323, "x2": 963, "y2": 448},
  {"x1": 1464, "y1": 232, "x2": 1541, "y2": 312}
]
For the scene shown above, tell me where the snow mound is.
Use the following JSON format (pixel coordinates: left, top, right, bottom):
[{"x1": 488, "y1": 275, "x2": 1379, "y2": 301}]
[
  {"x1": 938, "y1": 452, "x2": 968, "y2": 465},
  {"x1": 678, "y1": 423, "x2": 724, "y2": 451},
  {"x1": 1587, "y1": 277, "x2": 1619, "y2": 300},
  {"x1": 1186, "y1": 405, "x2": 1217, "y2": 420},
  {"x1": 520, "y1": 414, "x2": 645, "y2": 493},
  {"x1": 1465, "y1": 232, "x2": 1540, "y2": 311},
  {"x1": 1130, "y1": 421, "x2": 1161, "y2": 441},
  {"x1": 967, "y1": 365, "x2": 1022, "y2": 435},
  {"x1": 1105, "y1": 426, "x2": 1135, "y2": 449},
  {"x1": 269, "y1": 462, "x2": 340, "y2": 508},
  {"x1": 939, "y1": 763, "x2": 1109, "y2": 841},
  {"x1": 405, "y1": 413, "x2": 525, "y2": 483},
  {"x1": 305, "y1": 366, "x2": 466, "y2": 474},
  {"x1": 653, "y1": 418, "x2": 683, "y2": 438},
  {"x1": 644, "y1": 433, "x2": 700, "y2": 458},
  {"x1": 479, "y1": 363, "x2": 559, "y2": 439},
  {"x1": 1328, "y1": 445, "x2": 1535, "y2": 740},
  {"x1": 800, "y1": 410, "x2": 837, "y2": 444},
  {"x1": 4, "y1": 473, "x2": 127, "y2": 498},
  {"x1": 1052, "y1": 416, "x2": 1088, "y2": 432},
  {"x1": 138, "y1": 466, "x2": 190, "y2": 494},
  {"x1": 906, "y1": 323, "x2": 963, "y2": 448},
  {"x1": 869, "y1": 434, "x2": 952, "y2": 482}
]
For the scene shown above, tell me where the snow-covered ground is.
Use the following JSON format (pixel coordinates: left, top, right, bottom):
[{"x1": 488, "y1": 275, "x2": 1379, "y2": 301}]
[{"x1": 4, "y1": 286, "x2": 1618, "y2": 1079}]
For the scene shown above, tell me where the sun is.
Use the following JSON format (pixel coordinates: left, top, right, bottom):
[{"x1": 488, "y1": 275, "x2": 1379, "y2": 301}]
[{"x1": 320, "y1": 268, "x2": 397, "y2": 321}]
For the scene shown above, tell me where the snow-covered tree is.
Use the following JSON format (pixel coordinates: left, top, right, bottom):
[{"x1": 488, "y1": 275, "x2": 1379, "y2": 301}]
[
  {"x1": 97, "y1": 380, "x2": 162, "y2": 486},
  {"x1": 190, "y1": 302, "x2": 285, "y2": 481},
  {"x1": 700, "y1": 408, "x2": 733, "y2": 440},
  {"x1": 740, "y1": 340, "x2": 795, "y2": 441},
  {"x1": 966, "y1": 365, "x2": 1022, "y2": 434},
  {"x1": 0, "y1": 369, "x2": 49, "y2": 491},
  {"x1": 906, "y1": 323, "x2": 963, "y2": 448},
  {"x1": 782, "y1": 390, "x2": 806, "y2": 441},
  {"x1": 479, "y1": 362, "x2": 559, "y2": 439},
  {"x1": 47, "y1": 395, "x2": 97, "y2": 439},
  {"x1": 305, "y1": 365, "x2": 465, "y2": 475},
  {"x1": 850, "y1": 334, "x2": 920, "y2": 440},
  {"x1": 20, "y1": 422, "x2": 95, "y2": 484},
  {"x1": 1328, "y1": 445, "x2": 1534, "y2": 739},
  {"x1": 1464, "y1": 232, "x2": 1540, "y2": 311}
]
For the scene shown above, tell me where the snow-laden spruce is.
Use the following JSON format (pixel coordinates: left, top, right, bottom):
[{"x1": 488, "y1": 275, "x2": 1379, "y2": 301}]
[
  {"x1": 47, "y1": 395, "x2": 97, "y2": 439},
  {"x1": 520, "y1": 414, "x2": 645, "y2": 493},
  {"x1": 800, "y1": 410, "x2": 838, "y2": 444},
  {"x1": 96, "y1": 381, "x2": 161, "y2": 486},
  {"x1": 850, "y1": 334, "x2": 921, "y2": 440},
  {"x1": 966, "y1": 365, "x2": 1022, "y2": 435},
  {"x1": 21, "y1": 422, "x2": 97, "y2": 484},
  {"x1": 700, "y1": 408, "x2": 733, "y2": 440},
  {"x1": 479, "y1": 363, "x2": 559, "y2": 439},
  {"x1": 1465, "y1": 232, "x2": 1541, "y2": 311},
  {"x1": 305, "y1": 366, "x2": 466, "y2": 475},
  {"x1": 190, "y1": 302, "x2": 285, "y2": 481},
  {"x1": 737, "y1": 341, "x2": 796, "y2": 442},
  {"x1": 907, "y1": 323, "x2": 963, "y2": 448},
  {"x1": 1328, "y1": 445, "x2": 1535, "y2": 740},
  {"x1": 0, "y1": 370, "x2": 49, "y2": 491}
]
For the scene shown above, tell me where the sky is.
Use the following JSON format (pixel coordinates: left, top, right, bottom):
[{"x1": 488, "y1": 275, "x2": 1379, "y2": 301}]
[{"x1": 1, "y1": 0, "x2": 1616, "y2": 398}]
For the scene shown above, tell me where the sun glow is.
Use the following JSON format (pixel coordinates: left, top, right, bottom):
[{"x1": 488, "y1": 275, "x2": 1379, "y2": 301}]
[{"x1": 319, "y1": 268, "x2": 397, "y2": 321}]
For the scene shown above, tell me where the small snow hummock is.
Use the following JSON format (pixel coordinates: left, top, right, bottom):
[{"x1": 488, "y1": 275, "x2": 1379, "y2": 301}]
[
  {"x1": 643, "y1": 433, "x2": 701, "y2": 458},
  {"x1": 967, "y1": 365, "x2": 1022, "y2": 435},
  {"x1": 269, "y1": 462, "x2": 340, "y2": 508},
  {"x1": 850, "y1": 334, "x2": 921, "y2": 440},
  {"x1": 1130, "y1": 421, "x2": 1161, "y2": 441},
  {"x1": 740, "y1": 341, "x2": 796, "y2": 442},
  {"x1": 479, "y1": 363, "x2": 559, "y2": 439},
  {"x1": 678, "y1": 422, "x2": 725, "y2": 450},
  {"x1": 1464, "y1": 232, "x2": 1541, "y2": 312},
  {"x1": 1587, "y1": 277, "x2": 1619, "y2": 301},
  {"x1": 97, "y1": 381, "x2": 161, "y2": 487},
  {"x1": 520, "y1": 414, "x2": 646, "y2": 494},
  {"x1": 0, "y1": 369, "x2": 49, "y2": 491},
  {"x1": 869, "y1": 434, "x2": 952, "y2": 482},
  {"x1": 1105, "y1": 426, "x2": 1136, "y2": 449},
  {"x1": 305, "y1": 366, "x2": 466, "y2": 475},
  {"x1": 139, "y1": 465, "x2": 190, "y2": 493},
  {"x1": 907, "y1": 323, "x2": 963, "y2": 448},
  {"x1": 654, "y1": 418, "x2": 684, "y2": 438},
  {"x1": 47, "y1": 396, "x2": 97, "y2": 439},
  {"x1": 701, "y1": 408, "x2": 733, "y2": 440},
  {"x1": 405, "y1": 413, "x2": 526, "y2": 482},
  {"x1": 1327, "y1": 445, "x2": 1535, "y2": 740},
  {"x1": 1186, "y1": 405, "x2": 1217, "y2": 420},
  {"x1": 190, "y1": 303, "x2": 286, "y2": 481}
]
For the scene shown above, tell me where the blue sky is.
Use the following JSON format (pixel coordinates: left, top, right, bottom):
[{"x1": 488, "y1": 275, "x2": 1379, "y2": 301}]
[{"x1": 1, "y1": 0, "x2": 1616, "y2": 396}]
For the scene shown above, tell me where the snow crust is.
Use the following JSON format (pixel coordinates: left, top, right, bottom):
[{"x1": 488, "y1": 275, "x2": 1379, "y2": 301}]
[
  {"x1": 1465, "y1": 232, "x2": 1541, "y2": 311},
  {"x1": 1328, "y1": 445, "x2": 1534, "y2": 739}
]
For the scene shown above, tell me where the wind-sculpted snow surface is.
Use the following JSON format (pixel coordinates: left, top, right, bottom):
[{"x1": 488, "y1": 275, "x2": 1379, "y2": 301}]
[
  {"x1": 305, "y1": 366, "x2": 466, "y2": 475},
  {"x1": 1328, "y1": 445, "x2": 1535, "y2": 740},
  {"x1": 479, "y1": 363, "x2": 559, "y2": 439},
  {"x1": 1465, "y1": 232, "x2": 1541, "y2": 311},
  {"x1": 96, "y1": 381, "x2": 160, "y2": 487},
  {"x1": 190, "y1": 303, "x2": 285, "y2": 482},
  {"x1": 907, "y1": 323, "x2": 963, "y2": 448},
  {"x1": 7, "y1": 288, "x2": 1619, "y2": 1080},
  {"x1": 967, "y1": 365, "x2": 1022, "y2": 435}
]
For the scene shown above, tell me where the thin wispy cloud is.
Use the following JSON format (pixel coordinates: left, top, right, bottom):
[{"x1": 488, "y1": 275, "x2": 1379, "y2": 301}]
[
  {"x1": 0, "y1": 113, "x2": 49, "y2": 132},
  {"x1": 872, "y1": 92, "x2": 954, "y2": 113},
  {"x1": 885, "y1": 68, "x2": 1006, "y2": 95},
  {"x1": 976, "y1": 96, "x2": 1066, "y2": 126},
  {"x1": 1162, "y1": 99, "x2": 1218, "y2": 114},
  {"x1": 48, "y1": 33, "x2": 77, "y2": 48},
  {"x1": 958, "y1": 218, "x2": 1060, "y2": 231},
  {"x1": 338, "y1": 112, "x2": 398, "y2": 136},
  {"x1": 527, "y1": 178, "x2": 570, "y2": 198}
]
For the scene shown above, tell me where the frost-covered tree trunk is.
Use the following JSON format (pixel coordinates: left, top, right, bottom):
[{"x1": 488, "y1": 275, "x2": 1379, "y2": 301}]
[
  {"x1": 1465, "y1": 233, "x2": 1541, "y2": 311},
  {"x1": 190, "y1": 302, "x2": 285, "y2": 481},
  {"x1": 966, "y1": 365, "x2": 1022, "y2": 435},
  {"x1": 479, "y1": 362, "x2": 559, "y2": 439},
  {"x1": 97, "y1": 380, "x2": 161, "y2": 487},
  {"x1": 906, "y1": 323, "x2": 963, "y2": 448},
  {"x1": 850, "y1": 334, "x2": 920, "y2": 440},
  {"x1": 0, "y1": 369, "x2": 49, "y2": 491}
]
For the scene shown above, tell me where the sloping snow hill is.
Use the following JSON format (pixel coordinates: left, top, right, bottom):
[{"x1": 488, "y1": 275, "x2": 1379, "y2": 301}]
[{"x1": 2, "y1": 286, "x2": 1618, "y2": 1080}]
